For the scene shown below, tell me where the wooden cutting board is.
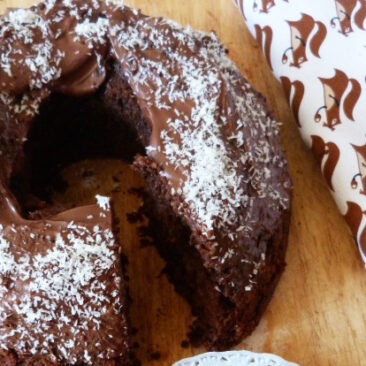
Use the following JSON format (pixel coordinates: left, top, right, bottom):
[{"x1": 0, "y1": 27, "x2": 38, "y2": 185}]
[{"x1": 2, "y1": 0, "x2": 366, "y2": 365}]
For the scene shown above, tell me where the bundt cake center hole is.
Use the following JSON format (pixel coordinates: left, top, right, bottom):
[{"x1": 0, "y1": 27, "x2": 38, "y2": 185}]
[{"x1": 9, "y1": 87, "x2": 146, "y2": 217}]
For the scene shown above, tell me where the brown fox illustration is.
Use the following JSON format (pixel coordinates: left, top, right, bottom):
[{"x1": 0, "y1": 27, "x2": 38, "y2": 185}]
[
  {"x1": 282, "y1": 13, "x2": 327, "y2": 68},
  {"x1": 253, "y1": 0, "x2": 275, "y2": 13},
  {"x1": 235, "y1": 0, "x2": 246, "y2": 20},
  {"x1": 331, "y1": 0, "x2": 357, "y2": 35},
  {"x1": 354, "y1": 0, "x2": 366, "y2": 30},
  {"x1": 344, "y1": 201, "x2": 366, "y2": 256},
  {"x1": 351, "y1": 142, "x2": 366, "y2": 194},
  {"x1": 254, "y1": 24, "x2": 273, "y2": 70},
  {"x1": 280, "y1": 76, "x2": 304, "y2": 127},
  {"x1": 314, "y1": 69, "x2": 361, "y2": 130},
  {"x1": 311, "y1": 135, "x2": 340, "y2": 191}
]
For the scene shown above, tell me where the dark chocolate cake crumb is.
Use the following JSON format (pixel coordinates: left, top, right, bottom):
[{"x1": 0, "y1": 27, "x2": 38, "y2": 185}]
[
  {"x1": 150, "y1": 352, "x2": 161, "y2": 361},
  {"x1": 180, "y1": 340, "x2": 189, "y2": 349},
  {"x1": 126, "y1": 211, "x2": 144, "y2": 224}
]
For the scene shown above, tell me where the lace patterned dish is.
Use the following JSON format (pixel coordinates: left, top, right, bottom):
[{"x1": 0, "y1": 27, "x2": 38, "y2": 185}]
[{"x1": 172, "y1": 351, "x2": 299, "y2": 366}]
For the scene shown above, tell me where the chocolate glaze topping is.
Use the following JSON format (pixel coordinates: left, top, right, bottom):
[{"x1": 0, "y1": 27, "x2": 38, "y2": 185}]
[
  {"x1": 0, "y1": 196, "x2": 130, "y2": 364},
  {"x1": 0, "y1": 0, "x2": 292, "y2": 363}
]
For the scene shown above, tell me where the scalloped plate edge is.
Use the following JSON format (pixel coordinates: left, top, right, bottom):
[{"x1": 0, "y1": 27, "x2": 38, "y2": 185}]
[{"x1": 172, "y1": 351, "x2": 300, "y2": 366}]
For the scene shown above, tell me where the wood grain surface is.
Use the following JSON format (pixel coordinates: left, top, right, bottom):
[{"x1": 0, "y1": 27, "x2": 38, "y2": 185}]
[{"x1": 1, "y1": 0, "x2": 366, "y2": 365}]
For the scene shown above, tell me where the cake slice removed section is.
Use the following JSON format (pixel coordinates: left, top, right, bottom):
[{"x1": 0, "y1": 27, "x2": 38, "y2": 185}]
[{"x1": 0, "y1": 196, "x2": 132, "y2": 365}]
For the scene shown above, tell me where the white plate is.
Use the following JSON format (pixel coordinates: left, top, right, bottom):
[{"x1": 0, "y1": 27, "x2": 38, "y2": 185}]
[{"x1": 172, "y1": 351, "x2": 299, "y2": 366}]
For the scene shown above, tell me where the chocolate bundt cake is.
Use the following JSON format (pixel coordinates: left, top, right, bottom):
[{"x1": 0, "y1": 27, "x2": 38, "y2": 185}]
[{"x1": 0, "y1": 0, "x2": 292, "y2": 364}]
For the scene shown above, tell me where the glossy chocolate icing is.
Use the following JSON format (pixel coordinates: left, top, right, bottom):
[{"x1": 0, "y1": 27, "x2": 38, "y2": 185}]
[{"x1": 0, "y1": 0, "x2": 292, "y2": 363}]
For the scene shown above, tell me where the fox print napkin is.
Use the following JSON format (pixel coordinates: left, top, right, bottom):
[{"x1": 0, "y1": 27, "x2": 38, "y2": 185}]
[{"x1": 234, "y1": 0, "x2": 366, "y2": 264}]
